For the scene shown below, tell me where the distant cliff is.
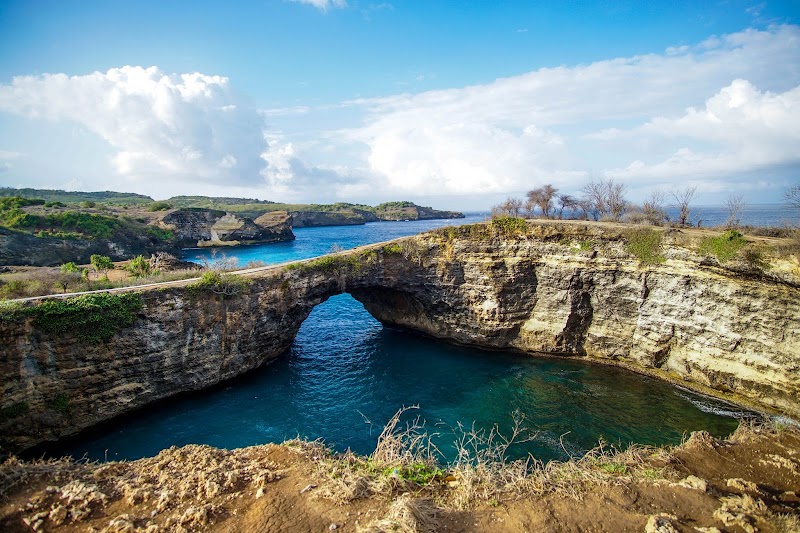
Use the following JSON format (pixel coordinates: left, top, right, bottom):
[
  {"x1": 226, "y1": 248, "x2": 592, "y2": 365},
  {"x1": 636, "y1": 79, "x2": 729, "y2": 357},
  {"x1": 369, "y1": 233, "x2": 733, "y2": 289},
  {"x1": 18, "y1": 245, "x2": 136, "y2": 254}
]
[{"x1": 162, "y1": 208, "x2": 294, "y2": 248}]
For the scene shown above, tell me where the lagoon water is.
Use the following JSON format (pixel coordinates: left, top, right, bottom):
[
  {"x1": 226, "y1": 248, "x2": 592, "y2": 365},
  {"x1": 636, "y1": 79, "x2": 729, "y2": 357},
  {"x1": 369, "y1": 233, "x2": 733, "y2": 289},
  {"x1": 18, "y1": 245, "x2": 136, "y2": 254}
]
[{"x1": 46, "y1": 208, "x2": 789, "y2": 464}]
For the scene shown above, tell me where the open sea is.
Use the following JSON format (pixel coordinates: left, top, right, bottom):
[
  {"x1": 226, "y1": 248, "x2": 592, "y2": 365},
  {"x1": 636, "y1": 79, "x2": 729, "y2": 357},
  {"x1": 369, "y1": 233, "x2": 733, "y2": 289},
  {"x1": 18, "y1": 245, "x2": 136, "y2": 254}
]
[{"x1": 41, "y1": 205, "x2": 795, "y2": 464}]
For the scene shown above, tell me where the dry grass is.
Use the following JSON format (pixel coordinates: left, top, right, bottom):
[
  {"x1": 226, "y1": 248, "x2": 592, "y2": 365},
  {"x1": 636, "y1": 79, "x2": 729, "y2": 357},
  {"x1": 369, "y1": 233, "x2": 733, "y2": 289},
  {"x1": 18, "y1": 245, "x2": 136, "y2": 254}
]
[{"x1": 311, "y1": 407, "x2": 685, "y2": 512}]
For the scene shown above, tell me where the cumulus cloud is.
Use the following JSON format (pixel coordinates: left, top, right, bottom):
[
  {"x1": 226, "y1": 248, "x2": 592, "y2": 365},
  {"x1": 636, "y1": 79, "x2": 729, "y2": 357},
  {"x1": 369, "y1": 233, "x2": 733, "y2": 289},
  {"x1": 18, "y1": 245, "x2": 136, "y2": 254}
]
[
  {"x1": 332, "y1": 25, "x2": 800, "y2": 198},
  {"x1": 0, "y1": 66, "x2": 266, "y2": 186},
  {"x1": 1, "y1": 25, "x2": 799, "y2": 204},
  {"x1": 288, "y1": 0, "x2": 347, "y2": 12},
  {"x1": 603, "y1": 80, "x2": 800, "y2": 182}
]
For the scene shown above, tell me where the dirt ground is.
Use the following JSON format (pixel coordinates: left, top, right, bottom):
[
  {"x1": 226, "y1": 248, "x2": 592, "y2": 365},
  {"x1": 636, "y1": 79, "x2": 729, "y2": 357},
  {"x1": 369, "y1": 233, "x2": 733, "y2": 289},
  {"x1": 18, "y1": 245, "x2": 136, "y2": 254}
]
[{"x1": 1, "y1": 422, "x2": 798, "y2": 533}]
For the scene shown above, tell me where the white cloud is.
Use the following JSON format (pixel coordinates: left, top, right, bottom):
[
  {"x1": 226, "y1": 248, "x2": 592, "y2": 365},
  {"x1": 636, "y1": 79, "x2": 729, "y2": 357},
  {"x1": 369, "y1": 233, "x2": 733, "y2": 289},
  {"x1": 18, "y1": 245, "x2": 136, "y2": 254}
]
[
  {"x1": 1, "y1": 26, "x2": 799, "y2": 205},
  {"x1": 325, "y1": 24, "x2": 800, "y2": 198},
  {"x1": 0, "y1": 66, "x2": 266, "y2": 186},
  {"x1": 289, "y1": 0, "x2": 347, "y2": 12},
  {"x1": 603, "y1": 80, "x2": 800, "y2": 181}
]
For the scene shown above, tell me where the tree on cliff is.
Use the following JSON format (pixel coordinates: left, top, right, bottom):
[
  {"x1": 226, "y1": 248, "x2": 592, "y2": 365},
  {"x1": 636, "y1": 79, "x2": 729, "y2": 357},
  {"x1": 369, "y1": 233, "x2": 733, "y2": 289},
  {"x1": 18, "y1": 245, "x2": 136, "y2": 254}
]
[
  {"x1": 526, "y1": 185, "x2": 558, "y2": 218},
  {"x1": 491, "y1": 197, "x2": 524, "y2": 218},
  {"x1": 580, "y1": 178, "x2": 627, "y2": 221},
  {"x1": 786, "y1": 185, "x2": 800, "y2": 209},
  {"x1": 556, "y1": 194, "x2": 578, "y2": 219},
  {"x1": 670, "y1": 186, "x2": 697, "y2": 226}
]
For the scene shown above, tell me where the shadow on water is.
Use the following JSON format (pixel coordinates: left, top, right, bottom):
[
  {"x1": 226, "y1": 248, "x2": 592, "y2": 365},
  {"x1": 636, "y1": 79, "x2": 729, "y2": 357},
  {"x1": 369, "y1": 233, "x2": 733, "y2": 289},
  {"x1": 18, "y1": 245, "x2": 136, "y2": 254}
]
[{"x1": 33, "y1": 294, "x2": 748, "y2": 464}]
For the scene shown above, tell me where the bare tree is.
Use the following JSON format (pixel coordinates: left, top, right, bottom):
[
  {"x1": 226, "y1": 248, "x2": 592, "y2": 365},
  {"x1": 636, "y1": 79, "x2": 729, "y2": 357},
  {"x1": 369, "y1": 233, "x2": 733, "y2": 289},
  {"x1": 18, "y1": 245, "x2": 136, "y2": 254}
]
[
  {"x1": 724, "y1": 194, "x2": 746, "y2": 228},
  {"x1": 580, "y1": 180, "x2": 606, "y2": 221},
  {"x1": 556, "y1": 194, "x2": 578, "y2": 219},
  {"x1": 786, "y1": 184, "x2": 800, "y2": 208},
  {"x1": 580, "y1": 178, "x2": 627, "y2": 221},
  {"x1": 491, "y1": 197, "x2": 525, "y2": 218},
  {"x1": 526, "y1": 184, "x2": 558, "y2": 218},
  {"x1": 606, "y1": 180, "x2": 628, "y2": 221},
  {"x1": 642, "y1": 189, "x2": 667, "y2": 226},
  {"x1": 670, "y1": 185, "x2": 698, "y2": 226}
]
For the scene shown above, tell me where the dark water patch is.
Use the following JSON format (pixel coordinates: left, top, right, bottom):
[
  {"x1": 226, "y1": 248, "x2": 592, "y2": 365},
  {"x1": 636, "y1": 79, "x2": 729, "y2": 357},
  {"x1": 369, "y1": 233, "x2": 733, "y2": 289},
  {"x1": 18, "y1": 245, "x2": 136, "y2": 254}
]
[{"x1": 39, "y1": 294, "x2": 744, "y2": 464}]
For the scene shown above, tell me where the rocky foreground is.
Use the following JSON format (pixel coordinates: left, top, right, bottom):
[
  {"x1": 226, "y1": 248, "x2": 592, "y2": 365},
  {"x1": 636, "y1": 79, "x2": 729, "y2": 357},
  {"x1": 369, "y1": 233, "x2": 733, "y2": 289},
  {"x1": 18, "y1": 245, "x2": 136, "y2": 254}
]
[{"x1": 0, "y1": 421, "x2": 798, "y2": 532}]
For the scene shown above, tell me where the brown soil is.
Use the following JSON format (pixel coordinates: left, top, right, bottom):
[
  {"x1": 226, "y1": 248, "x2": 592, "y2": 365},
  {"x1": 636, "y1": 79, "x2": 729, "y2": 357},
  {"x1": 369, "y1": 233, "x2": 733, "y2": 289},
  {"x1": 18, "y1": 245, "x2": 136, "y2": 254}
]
[{"x1": 1, "y1": 423, "x2": 798, "y2": 533}]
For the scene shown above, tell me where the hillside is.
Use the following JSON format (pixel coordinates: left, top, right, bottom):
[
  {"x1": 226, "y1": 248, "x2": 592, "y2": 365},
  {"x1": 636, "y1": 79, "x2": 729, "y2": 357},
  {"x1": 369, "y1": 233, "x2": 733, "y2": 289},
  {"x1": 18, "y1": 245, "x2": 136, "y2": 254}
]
[{"x1": 0, "y1": 188, "x2": 153, "y2": 206}]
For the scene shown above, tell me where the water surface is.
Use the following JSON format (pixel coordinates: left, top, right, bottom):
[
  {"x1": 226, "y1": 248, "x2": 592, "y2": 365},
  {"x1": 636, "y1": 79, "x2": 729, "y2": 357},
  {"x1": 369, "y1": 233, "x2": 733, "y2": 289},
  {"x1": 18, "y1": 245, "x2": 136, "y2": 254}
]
[{"x1": 48, "y1": 294, "x2": 745, "y2": 464}]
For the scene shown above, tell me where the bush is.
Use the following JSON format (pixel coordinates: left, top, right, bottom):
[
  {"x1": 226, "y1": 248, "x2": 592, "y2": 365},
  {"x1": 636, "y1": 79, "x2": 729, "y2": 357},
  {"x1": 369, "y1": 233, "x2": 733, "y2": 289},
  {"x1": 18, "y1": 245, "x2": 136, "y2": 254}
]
[
  {"x1": 188, "y1": 271, "x2": 251, "y2": 298},
  {"x1": 80, "y1": 200, "x2": 96, "y2": 208},
  {"x1": 626, "y1": 229, "x2": 665, "y2": 265},
  {"x1": 126, "y1": 255, "x2": 152, "y2": 278},
  {"x1": 30, "y1": 292, "x2": 142, "y2": 342},
  {"x1": 145, "y1": 226, "x2": 174, "y2": 242},
  {"x1": 147, "y1": 201, "x2": 173, "y2": 211},
  {"x1": 699, "y1": 230, "x2": 747, "y2": 263},
  {"x1": 491, "y1": 217, "x2": 528, "y2": 236}
]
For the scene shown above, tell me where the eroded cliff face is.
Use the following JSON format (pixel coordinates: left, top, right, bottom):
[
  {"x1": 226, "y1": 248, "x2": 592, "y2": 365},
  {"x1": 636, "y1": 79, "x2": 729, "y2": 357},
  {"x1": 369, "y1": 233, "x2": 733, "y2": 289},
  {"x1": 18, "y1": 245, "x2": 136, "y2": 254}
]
[
  {"x1": 162, "y1": 208, "x2": 294, "y2": 247},
  {"x1": 355, "y1": 223, "x2": 800, "y2": 418},
  {"x1": 1, "y1": 221, "x2": 798, "y2": 454}
]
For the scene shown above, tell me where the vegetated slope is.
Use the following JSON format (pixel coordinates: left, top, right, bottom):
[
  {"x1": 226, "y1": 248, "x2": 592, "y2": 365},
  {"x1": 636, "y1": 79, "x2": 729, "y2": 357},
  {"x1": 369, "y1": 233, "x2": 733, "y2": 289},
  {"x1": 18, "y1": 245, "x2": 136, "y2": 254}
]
[
  {"x1": 0, "y1": 188, "x2": 153, "y2": 206},
  {"x1": 166, "y1": 196, "x2": 465, "y2": 225},
  {"x1": 0, "y1": 196, "x2": 175, "y2": 266}
]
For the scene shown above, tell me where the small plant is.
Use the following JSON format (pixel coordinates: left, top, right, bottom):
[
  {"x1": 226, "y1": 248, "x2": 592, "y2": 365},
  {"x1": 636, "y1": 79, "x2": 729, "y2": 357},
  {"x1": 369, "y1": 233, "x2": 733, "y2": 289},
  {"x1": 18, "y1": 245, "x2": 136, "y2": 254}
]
[
  {"x1": 699, "y1": 229, "x2": 747, "y2": 263},
  {"x1": 578, "y1": 240, "x2": 595, "y2": 251},
  {"x1": 188, "y1": 271, "x2": 251, "y2": 298},
  {"x1": 382, "y1": 243, "x2": 403, "y2": 255},
  {"x1": 626, "y1": 229, "x2": 665, "y2": 265},
  {"x1": 49, "y1": 393, "x2": 71, "y2": 414},
  {"x1": 741, "y1": 246, "x2": 771, "y2": 271},
  {"x1": 596, "y1": 462, "x2": 627, "y2": 475},
  {"x1": 0, "y1": 401, "x2": 28, "y2": 423}
]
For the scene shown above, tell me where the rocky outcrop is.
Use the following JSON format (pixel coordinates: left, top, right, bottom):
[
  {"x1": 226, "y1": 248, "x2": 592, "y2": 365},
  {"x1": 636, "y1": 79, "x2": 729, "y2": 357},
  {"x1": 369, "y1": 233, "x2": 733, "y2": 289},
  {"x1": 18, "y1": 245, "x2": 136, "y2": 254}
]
[
  {"x1": 374, "y1": 204, "x2": 465, "y2": 221},
  {"x1": 1, "y1": 221, "x2": 798, "y2": 453},
  {"x1": 290, "y1": 210, "x2": 366, "y2": 227},
  {"x1": 162, "y1": 208, "x2": 294, "y2": 247}
]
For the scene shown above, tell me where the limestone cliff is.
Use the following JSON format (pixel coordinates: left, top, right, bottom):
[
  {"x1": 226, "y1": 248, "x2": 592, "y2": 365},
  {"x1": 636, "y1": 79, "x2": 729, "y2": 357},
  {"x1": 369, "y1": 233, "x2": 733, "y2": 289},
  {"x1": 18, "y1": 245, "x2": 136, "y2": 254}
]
[
  {"x1": 161, "y1": 208, "x2": 294, "y2": 247},
  {"x1": 1, "y1": 220, "x2": 797, "y2": 454}
]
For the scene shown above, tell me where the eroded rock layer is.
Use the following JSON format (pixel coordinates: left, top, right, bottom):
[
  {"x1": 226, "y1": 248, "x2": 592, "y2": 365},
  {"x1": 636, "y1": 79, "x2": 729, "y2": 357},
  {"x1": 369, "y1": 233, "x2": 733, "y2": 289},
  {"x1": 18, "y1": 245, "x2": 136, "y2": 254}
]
[{"x1": 1, "y1": 221, "x2": 797, "y2": 453}]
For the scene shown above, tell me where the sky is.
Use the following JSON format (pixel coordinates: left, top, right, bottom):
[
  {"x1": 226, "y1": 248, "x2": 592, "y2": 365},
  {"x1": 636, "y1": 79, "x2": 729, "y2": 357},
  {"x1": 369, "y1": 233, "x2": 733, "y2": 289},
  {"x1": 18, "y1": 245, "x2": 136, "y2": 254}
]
[{"x1": 0, "y1": 1, "x2": 798, "y2": 210}]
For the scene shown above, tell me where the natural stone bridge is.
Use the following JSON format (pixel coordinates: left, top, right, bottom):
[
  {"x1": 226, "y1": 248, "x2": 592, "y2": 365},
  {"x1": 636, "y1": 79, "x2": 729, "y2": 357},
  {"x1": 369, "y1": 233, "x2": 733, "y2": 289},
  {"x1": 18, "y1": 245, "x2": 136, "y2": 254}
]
[{"x1": 2, "y1": 221, "x2": 799, "y2": 453}]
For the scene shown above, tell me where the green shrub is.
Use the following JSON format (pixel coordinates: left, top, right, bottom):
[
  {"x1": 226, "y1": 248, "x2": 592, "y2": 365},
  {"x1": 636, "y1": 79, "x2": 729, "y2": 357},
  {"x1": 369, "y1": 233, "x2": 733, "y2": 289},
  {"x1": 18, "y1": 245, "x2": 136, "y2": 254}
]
[
  {"x1": 147, "y1": 201, "x2": 173, "y2": 211},
  {"x1": 699, "y1": 230, "x2": 747, "y2": 263},
  {"x1": 145, "y1": 226, "x2": 174, "y2": 241},
  {"x1": 382, "y1": 243, "x2": 403, "y2": 255},
  {"x1": 491, "y1": 217, "x2": 528, "y2": 236},
  {"x1": 35, "y1": 230, "x2": 82, "y2": 240},
  {"x1": 188, "y1": 271, "x2": 251, "y2": 298},
  {"x1": 31, "y1": 292, "x2": 142, "y2": 342},
  {"x1": 126, "y1": 255, "x2": 152, "y2": 278},
  {"x1": 382, "y1": 462, "x2": 443, "y2": 485},
  {"x1": 49, "y1": 393, "x2": 71, "y2": 414},
  {"x1": 0, "y1": 402, "x2": 29, "y2": 423},
  {"x1": 626, "y1": 229, "x2": 665, "y2": 265}
]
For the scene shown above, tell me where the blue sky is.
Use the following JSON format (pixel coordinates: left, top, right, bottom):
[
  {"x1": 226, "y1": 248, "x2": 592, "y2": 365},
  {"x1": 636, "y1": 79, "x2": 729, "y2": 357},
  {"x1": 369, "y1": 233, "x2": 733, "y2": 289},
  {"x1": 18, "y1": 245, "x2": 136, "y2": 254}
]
[{"x1": 0, "y1": 0, "x2": 798, "y2": 209}]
